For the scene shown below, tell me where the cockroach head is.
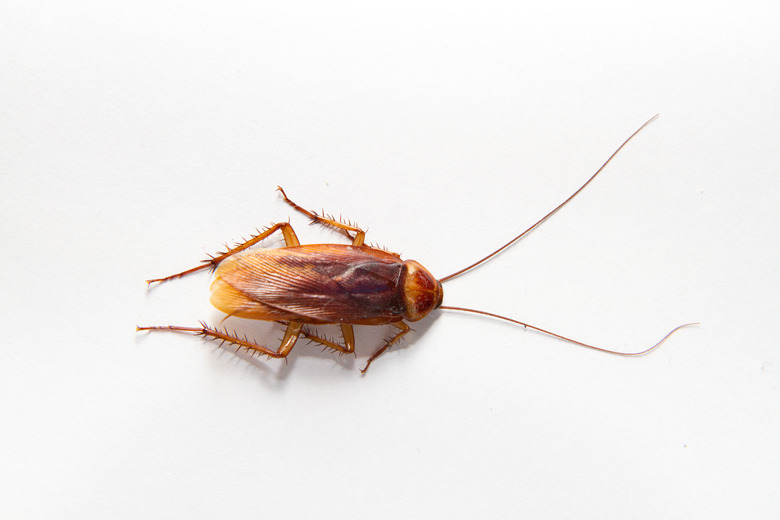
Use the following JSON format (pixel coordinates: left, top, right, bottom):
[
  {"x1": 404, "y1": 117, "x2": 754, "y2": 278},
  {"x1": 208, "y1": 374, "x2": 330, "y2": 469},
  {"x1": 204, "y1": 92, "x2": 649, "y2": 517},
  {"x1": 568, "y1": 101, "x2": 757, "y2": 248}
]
[{"x1": 400, "y1": 260, "x2": 443, "y2": 322}]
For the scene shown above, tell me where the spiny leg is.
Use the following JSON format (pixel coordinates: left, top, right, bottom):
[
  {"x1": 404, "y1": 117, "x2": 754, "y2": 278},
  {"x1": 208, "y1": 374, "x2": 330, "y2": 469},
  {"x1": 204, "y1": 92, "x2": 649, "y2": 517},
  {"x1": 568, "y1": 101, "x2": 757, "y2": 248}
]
[
  {"x1": 361, "y1": 322, "x2": 411, "y2": 374},
  {"x1": 136, "y1": 321, "x2": 303, "y2": 359},
  {"x1": 147, "y1": 222, "x2": 300, "y2": 285},
  {"x1": 299, "y1": 324, "x2": 356, "y2": 355},
  {"x1": 277, "y1": 186, "x2": 366, "y2": 246}
]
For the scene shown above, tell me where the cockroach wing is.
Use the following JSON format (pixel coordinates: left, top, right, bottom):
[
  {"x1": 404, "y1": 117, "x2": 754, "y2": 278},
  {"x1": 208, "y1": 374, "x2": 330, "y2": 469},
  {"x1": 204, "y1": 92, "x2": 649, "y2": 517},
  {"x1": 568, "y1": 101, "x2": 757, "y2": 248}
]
[{"x1": 210, "y1": 244, "x2": 407, "y2": 324}]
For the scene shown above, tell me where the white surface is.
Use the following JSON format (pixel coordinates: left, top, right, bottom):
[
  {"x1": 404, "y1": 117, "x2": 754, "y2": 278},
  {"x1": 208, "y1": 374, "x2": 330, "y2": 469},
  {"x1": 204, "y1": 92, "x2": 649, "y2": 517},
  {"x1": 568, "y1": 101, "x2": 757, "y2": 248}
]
[{"x1": 2, "y1": 1, "x2": 778, "y2": 518}]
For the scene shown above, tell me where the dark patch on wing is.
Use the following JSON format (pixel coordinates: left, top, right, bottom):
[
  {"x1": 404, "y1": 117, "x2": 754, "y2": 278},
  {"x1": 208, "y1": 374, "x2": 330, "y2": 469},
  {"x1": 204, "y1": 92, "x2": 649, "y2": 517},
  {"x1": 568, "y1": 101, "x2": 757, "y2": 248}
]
[{"x1": 220, "y1": 245, "x2": 406, "y2": 322}]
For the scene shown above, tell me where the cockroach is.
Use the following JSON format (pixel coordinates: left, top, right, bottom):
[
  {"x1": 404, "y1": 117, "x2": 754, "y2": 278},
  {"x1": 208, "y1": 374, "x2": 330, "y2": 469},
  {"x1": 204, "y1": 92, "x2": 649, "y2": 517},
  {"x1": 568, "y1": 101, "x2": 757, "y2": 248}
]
[{"x1": 138, "y1": 115, "x2": 694, "y2": 373}]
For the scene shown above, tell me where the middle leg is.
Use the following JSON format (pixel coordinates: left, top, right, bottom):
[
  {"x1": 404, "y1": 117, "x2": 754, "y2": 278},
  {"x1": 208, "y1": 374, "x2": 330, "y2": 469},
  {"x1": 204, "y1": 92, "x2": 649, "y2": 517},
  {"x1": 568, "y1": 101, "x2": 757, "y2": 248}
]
[
  {"x1": 277, "y1": 186, "x2": 366, "y2": 246},
  {"x1": 299, "y1": 324, "x2": 356, "y2": 355}
]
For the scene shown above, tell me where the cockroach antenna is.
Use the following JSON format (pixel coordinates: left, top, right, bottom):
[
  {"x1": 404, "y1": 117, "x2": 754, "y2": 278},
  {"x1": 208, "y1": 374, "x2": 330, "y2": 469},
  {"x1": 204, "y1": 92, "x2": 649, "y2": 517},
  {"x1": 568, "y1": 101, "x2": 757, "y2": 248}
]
[
  {"x1": 436, "y1": 114, "x2": 697, "y2": 356},
  {"x1": 438, "y1": 114, "x2": 659, "y2": 283},
  {"x1": 139, "y1": 114, "x2": 695, "y2": 372}
]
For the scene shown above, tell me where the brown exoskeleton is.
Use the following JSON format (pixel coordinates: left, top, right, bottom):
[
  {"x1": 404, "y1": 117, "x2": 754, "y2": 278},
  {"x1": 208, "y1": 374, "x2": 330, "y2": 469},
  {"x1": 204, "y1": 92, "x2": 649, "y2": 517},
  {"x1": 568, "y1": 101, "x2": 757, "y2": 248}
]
[{"x1": 138, "y1": 115, "x2": 694, "y2": 373}]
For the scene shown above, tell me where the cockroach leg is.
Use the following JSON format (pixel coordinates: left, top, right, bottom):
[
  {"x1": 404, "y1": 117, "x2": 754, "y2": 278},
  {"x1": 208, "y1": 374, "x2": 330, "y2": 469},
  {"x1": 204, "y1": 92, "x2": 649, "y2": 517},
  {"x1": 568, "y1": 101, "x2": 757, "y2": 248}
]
[
  {"x1": 277, "y1": 186, "x2": 366, "y2": 246},
  {"x1": 299, "y1": 324, "x2": 356, "y2": 355},
  {"x1": 340, "y1": 324, "x2": 356, "y2": 353},
  {"x1": 277, "y1": 321, "x2": 303, "y2": 357},
  {"x1": 146, "y1": 222, "x2": 300, "y2": 285},
  {"x1": 361, "y1": 321, "x2": 411, "y2": 374},
  {"x1": 137, "y1": 321, "x2": 303, "y2": 359}
]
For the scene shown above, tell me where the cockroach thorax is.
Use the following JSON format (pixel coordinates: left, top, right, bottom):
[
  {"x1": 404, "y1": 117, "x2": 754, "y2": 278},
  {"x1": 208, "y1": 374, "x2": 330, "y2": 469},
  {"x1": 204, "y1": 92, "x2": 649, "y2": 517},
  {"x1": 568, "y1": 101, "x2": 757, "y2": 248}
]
[{"x1": 400, "y1": 260, "x2": 443, "y2": 322}]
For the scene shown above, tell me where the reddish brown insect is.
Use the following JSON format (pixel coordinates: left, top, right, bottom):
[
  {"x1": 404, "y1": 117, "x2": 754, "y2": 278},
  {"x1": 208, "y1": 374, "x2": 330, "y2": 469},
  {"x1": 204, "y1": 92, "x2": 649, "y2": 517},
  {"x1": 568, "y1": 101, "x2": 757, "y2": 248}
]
[{"x1": 138, "y1": 115, "x2": 693, "y2": 373}]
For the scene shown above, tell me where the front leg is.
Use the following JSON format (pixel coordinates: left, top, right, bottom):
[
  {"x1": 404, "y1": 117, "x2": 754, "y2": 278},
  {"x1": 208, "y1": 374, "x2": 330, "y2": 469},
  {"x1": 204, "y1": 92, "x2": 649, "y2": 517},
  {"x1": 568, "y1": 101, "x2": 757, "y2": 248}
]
[{"x1": 361, "y1": 322, "x2": 412, "y2": 374}]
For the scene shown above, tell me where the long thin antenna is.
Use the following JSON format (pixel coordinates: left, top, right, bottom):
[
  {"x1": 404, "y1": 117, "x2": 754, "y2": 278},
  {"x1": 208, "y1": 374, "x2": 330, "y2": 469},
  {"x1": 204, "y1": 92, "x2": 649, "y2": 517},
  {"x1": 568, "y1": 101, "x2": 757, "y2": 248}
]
[
  {"x1": 438, "y1": 114, "x2": 659, "y2": 283},
  {"x1": 439, "y1": 305, "x2": 697, "y2": 356}
]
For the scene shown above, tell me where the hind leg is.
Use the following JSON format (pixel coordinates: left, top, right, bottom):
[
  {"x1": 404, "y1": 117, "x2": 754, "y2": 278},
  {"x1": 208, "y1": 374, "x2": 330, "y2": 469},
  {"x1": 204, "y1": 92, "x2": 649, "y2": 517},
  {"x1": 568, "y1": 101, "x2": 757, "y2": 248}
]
[
  {"x1": 137, "y1": 321, "x2": 304, "y2": 359},
  {"x1": 147, "y1": 222, "x2": 300, "y2": 285}
]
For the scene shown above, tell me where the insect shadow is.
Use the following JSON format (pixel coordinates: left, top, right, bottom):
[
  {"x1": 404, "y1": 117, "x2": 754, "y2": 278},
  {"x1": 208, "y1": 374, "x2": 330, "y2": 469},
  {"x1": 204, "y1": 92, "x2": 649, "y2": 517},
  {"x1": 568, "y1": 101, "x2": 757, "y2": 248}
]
[{"x1": 138, "y1": 115, "x2": 695, "y2": 374}]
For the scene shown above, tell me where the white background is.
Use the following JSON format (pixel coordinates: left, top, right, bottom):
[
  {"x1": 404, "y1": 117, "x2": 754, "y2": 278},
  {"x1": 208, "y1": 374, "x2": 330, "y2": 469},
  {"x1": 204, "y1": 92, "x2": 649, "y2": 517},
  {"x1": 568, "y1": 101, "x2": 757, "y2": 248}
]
[{"x1": 2, "y1": 1, "x2": 778, "y2": 518}]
